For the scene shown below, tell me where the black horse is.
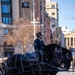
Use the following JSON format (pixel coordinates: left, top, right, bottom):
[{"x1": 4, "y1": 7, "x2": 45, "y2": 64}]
[
  {"x1": 43, "y1": 44, "x2": 73, "y2": 75},
  {"x1": 5, "y1": 44, "x2": 73, "y2": 75}
]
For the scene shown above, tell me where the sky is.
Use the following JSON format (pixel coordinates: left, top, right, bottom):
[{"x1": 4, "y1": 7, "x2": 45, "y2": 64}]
[{"x1": 52, "y1": 0, "x2": 75, "y2": 30}]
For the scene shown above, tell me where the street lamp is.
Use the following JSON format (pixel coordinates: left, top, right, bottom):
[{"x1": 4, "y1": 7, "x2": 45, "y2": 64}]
[{"x1": 32, "y1": 0, "x2": 36, "y2": 40}]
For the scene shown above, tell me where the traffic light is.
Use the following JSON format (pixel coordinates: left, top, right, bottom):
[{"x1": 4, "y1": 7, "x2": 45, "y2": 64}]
[{"x1": 22, "y1": 2, "x2": 30, "y2": 8}]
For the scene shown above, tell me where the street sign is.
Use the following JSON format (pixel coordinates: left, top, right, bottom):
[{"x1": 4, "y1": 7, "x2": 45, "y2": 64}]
[{"x1": 22, "y1": 2, "x2": 30, "y2": 8}]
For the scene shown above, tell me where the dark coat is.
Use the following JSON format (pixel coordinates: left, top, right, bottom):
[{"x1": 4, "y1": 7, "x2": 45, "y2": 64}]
[{"x1": 34, "y1": 38, "x2": 45, "y2": 51}]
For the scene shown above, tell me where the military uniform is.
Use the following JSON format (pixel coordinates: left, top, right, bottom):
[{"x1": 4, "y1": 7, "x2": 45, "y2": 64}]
[
  {"x1": 34, "y1": 32, "x2": 45, "y2": 51},
  {"x1": 34, "y1": 38, "x2": 45, "y2": 51},
  {"x1": 34, "y1": 32, "x2": 45, "y2": 62}
]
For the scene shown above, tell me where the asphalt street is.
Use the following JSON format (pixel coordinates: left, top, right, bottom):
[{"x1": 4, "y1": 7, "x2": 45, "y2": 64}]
[{"x1": 57, "y1": 72, "x2": 75, "y2": 75}]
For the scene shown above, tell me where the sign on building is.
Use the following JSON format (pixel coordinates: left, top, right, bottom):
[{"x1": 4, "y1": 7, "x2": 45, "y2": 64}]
[{"x1": 22, "y1": 2, "x2": 30, "y2": 8}]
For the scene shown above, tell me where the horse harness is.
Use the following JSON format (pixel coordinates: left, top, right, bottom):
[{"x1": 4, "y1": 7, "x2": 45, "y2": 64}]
[
  {"x1": 7, "y1": 49, "x2": 71, "y2": 74},
  {"x1": 14, "y1": 50, "x2": 62, "y2": 70},
  {"x1": 53, "y1": 47, "x2": 63, "y2": 64}
]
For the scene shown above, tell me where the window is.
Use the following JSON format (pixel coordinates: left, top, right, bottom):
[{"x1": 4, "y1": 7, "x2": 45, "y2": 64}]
[
  {"x1": 52, "y1": 24, "x2": 55, "y2": 28},
  {"x1": 52, "y1": 12, "x2": 55, "y2": 15},
  {"x1": 1, "y1": 0, "x2": 12, "y2": 24},
  {"x1": 3, "y1": 17, "x2": 7, "y2": 24},
  {"x1": 40, "y1": 5, "x2": 42, "y2": 10},
  {"x1": 44, "y1": 0, "x2": 45, "y2": 3},
  {"x1": 2, "y1": 5, "x2": 10, "y2": 13},
  {"x1": 47, "y1": 9, "x2": 49, "y2": 11},
  {"x1": 51, "y1": 18, "x2": 55, "y2": 22},
  {"x1": 51, "y1": 5, "x2": 55, "y2": 9},
  {"x1": 2, "y1": 0, "x2": 9, "y2": 1},
  {"x1": 40, "y1": 17, "x2": 42, "y2": 24},
  {"x1": 4, "y1": 29, "x2": 9, "y2": 35},
  {"x1": 47, "y1": 5, "x2": 49, "y2": 7},
  {"x1": 2, "y1": 17, "x2": 11, "y2": 24}
]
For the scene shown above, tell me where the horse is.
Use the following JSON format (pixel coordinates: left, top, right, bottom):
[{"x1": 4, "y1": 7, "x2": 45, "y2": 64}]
[
  {"x1": 5, "y1": 44, "x2": 73, "y2": 75},
  {"x1": 43, "y1": 44, "x2": 73, "y2": 75}
]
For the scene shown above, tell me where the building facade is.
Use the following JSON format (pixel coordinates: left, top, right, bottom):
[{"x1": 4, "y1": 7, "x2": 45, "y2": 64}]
[
  {"x1": 45, "y1": 12, "x2": 52, "y2": 45},
  {"x1": 64, "y1": 32, "x2": 75, "y2": 50},
  {"x1": 0, "y1": 0, "x2": 52, "y2": 56},
  {"x1": 0, "y1": 0, "x2": 46, "y2": 39},
  {"x1": 0, "y1": 0, "x2": 45, "y2": 27},
  {"x1": 0, "y1": 23, "x2": 5, "y2": 57},
  {"x1": 0, "y1": 23, "x2": 15, "y2": 57},
  {"x1": 0, "y1": 0, "x2": 52, "y2": 41},
  {"x1": 46, "y1": 0, "x2": 59, "y2": 32}
]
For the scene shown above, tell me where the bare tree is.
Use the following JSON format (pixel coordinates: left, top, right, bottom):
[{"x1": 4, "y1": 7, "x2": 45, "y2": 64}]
[{"x1": 5, "y1": 18, "x2": 40, "y2": 53}]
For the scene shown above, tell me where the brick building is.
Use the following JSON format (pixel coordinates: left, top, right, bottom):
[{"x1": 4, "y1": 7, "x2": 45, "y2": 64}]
[{"x1": 0, "y1": 0, "x2": 52, "y2": 57}]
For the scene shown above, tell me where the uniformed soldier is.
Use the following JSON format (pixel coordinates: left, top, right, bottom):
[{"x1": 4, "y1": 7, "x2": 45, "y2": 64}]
[{"x1": 34, "y1": 32, "x2": 45, "y2": 52}]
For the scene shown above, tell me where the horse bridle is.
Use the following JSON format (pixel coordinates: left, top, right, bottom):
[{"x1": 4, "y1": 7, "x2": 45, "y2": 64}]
[
  {"x1": 54, "y1": 47, "x2": 63, "y2": 63},
  {"x1": 42, "y1": 48, "x2": 64, "y2": 69}
]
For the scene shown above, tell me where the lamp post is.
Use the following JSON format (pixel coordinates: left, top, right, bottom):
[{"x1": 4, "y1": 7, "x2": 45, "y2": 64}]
[
  {"x1": 32, "y1": 0, "x2": 36, "y2": 40},
  {"x1": 22, "y1": 1, "x2": 36, "y2": 40}
]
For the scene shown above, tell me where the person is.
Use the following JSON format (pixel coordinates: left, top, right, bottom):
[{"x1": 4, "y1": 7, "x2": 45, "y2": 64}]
[
  {"x1": 34, "y1": 32, "x2": 45, "y2": 52},
  {"x1": 34, "y1": 32, "x2": 45, "y2": 62}
]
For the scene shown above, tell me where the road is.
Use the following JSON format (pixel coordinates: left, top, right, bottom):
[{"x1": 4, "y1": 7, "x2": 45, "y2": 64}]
[{"x1": 57, "y1": 72, "x2": 75, "y2": 75}]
